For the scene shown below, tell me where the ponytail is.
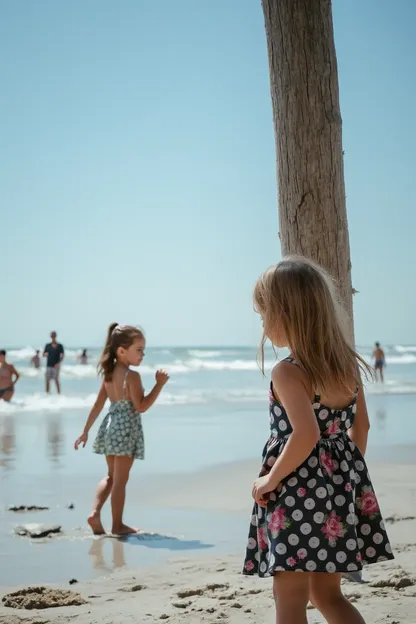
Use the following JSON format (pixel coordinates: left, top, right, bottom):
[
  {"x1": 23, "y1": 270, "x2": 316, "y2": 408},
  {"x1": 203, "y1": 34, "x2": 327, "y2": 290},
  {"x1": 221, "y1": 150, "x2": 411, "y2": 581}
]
[{"x1": 98, "y1": 322, "x2": 118, "y2": 381}]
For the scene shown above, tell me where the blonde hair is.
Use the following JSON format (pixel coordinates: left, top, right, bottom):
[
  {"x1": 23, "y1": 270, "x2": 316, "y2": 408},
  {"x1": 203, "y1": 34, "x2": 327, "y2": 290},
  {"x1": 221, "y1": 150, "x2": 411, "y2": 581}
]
[
  {"x1": 254, "y1": 256, "x2": 372, "y2": 393},
  {"x1": 98, "y1": 323, "x2": 145, "y2": 381}
]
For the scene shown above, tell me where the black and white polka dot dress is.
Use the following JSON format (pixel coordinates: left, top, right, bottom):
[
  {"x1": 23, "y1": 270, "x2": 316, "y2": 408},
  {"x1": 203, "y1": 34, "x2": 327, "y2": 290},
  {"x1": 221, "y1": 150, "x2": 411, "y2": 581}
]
[{"x1": 243, "y1": 359, "x2": 394, "y2": 576}]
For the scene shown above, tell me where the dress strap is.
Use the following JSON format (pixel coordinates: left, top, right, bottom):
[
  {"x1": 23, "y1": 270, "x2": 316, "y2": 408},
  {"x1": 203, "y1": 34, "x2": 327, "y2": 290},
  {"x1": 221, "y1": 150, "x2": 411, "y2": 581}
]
[
  {"x1": 122, "y1": 370, "x2": 129, "y2": 400},
  {"x1": 283, "y1": 357, "x2": 320, "y2": 404}
]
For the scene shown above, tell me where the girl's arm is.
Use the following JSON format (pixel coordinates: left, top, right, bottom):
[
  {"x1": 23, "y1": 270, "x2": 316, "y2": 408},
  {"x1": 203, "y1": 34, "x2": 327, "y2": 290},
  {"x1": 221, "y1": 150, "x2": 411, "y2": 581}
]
[
  {"x1": 11, "y1": 366, "x2": 20, "y2": 384},
  {"x1": 252, "y1": 363, "x2": 320, "y2": 505},
  {"x1": 348, "y1": 384, "x2": 370, "y2": 456},
  {"x1": 128, "y1": 370, "x2": 169, "y2": 413},
  {"x1": 74, "y1": 383, "x2": 108, "y2": 449},
  {"x1": 267, "y1": 363, "x2": 321, "y2": 485}
]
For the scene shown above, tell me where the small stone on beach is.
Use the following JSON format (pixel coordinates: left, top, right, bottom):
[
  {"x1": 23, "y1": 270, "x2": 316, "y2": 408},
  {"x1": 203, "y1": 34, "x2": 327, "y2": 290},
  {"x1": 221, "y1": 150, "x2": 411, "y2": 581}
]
[
  {"x1": 121, "y1": 584, "x2": 146, "y2": 592},
  {"x1": 14, "y1": 524, "x2": 62, "y2": 539}
]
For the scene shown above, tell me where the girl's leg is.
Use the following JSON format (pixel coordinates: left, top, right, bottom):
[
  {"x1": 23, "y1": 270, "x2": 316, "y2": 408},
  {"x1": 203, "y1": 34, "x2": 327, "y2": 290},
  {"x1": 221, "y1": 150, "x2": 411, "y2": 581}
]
[
  {"x1": 273, "y1": 572, "x2": 309, "y2": 624},
  {"x1": 88, "y1": 456, "x2": 115, "y2": 535},
  {"x1": 310, "y1": 573, "x2": 366, "y2": 624},
  {"x1": 111, "y1": 455, "x2": 138, "y2": 535}
]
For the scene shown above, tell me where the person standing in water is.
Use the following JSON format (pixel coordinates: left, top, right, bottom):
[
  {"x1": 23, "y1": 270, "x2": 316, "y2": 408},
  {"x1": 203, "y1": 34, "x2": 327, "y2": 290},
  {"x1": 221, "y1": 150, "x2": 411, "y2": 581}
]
[
  {"x1": 43, "y1": 331, "x2": 65, "y2": 394},
  {"x1": 74, "y1": 323, "x2": 169, "y2": 535},
  {"x1": 79, "y1": 349, "x2": 88, "y2": 365},
  {"x1": 372, "y1": 342, "x2": 385, "y2": 382},
  {"x1": 31, "y1": 350, "x2": 41, "y2": 369},
  {"x1": 0, "y1": 350, "x2": 20, "y2": 401}
]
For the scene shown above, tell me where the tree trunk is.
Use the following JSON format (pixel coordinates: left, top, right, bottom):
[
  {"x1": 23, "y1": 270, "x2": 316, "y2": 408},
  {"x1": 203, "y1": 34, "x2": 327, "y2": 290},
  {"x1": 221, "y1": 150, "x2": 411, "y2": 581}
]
[{"x1": 261, "y1": 0, "x2": 354, "y2": 338}]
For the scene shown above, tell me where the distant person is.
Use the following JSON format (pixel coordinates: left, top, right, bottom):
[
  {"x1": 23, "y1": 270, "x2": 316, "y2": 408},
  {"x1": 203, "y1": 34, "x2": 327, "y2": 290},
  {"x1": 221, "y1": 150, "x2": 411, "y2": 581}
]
[
  {"x1": 43, "y1": 331, "x2": 65, "y2": 394},
  {"x1": 79, "y1": 349, "x2": 88, "y2": 365},
  {"x1": 0, "y1": 350, "x2": 20, "y2": 401},
  {"x1": 372, "y1": 341, "x2": 385, "y2": 382},
  {"x1": 31, "y1": 350, "x2": 41, "y2": 369},
  {"x1": 74, "y1": 323, "x2": 169, "y2": 535}
]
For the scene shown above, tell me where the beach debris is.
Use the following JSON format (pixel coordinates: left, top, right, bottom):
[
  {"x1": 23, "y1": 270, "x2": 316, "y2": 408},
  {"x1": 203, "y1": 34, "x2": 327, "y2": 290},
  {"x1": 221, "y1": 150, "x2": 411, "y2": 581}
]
[
  {"x1": 68, "y1": 579, "x2": 78, "y2": 585},
  {"x1": 8, "y1": 505, "x2": 49, "y2": 512},
  {"x1": 177, "y1": 588, "x2": 204, "y2": 598},
  {"x1": 231, "y1": 602, "x2": 242, "y2": 609},
  {"x1": 160, "y1": 615, "x2": 170, "y2": 620},
  {"x1": 121, "y1": 584, "x2": 146, "y2": 592},
  {"x1": 15, "y1": 524, "x2": 62, "y2": 539},
  {"x1": 218, "y1": 592, "x2": 237, "y2": 601},
  {"x1": 247, "y1": 589, "x2": 262, "y2": 595},
  {"x1": 176, "y1": 582, "x2": 230, "y2": 600},
  {"x1": 206, "y1": 583, "x2": 229, "y2": 591},
  {"x1": 172, "y1": 601, "x2": 191, "y2": 609},
  {"x1": 67, "y1": 503, "x2": 75, "y2": 510},
  {"x1": 2, "y1": 586, "x2": 86, "y2": 610},
  {"x1": 369, "y1": 568, "x2": 415, "y2": 590},
  {"x1": 385, "y1": 514, "x2": 416, "y2": 524}
]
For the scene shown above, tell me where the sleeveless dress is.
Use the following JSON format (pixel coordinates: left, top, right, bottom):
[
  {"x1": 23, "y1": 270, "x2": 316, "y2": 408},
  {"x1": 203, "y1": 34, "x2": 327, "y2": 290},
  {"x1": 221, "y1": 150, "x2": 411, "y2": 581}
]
[
  {"x1": 92, "y1": 371, "x2": 145, "y2": 460},
  {"x1": 243, "y1": 358, "x2": 394, "y2": 576}
]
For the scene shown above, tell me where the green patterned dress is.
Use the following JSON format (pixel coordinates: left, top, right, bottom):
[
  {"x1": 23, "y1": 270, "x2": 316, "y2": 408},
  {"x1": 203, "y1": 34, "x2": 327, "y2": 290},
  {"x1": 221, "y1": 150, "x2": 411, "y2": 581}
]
[{"x1": 92, "y1": 370, "x2": 145, "y2": 460}]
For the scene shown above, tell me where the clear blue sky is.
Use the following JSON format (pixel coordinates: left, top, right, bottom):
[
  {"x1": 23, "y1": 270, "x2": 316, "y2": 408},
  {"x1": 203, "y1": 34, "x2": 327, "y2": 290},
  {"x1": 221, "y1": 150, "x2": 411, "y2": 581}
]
[{"x1": 1, "y1": 0, "x2": 415, "y2": 347}]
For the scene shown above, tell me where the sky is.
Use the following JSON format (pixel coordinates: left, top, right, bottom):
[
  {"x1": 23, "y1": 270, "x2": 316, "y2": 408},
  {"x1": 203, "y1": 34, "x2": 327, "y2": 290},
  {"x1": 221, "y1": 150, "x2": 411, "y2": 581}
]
[{"x1": 1, "y1": 0, "x2": 415, "y2": 348}]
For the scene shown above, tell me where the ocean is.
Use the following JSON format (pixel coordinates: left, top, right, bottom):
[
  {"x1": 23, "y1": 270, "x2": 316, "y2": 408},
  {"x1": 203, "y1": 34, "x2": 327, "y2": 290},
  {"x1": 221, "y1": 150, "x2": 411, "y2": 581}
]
[{"x1": 1, "y1": 345, "x2": 415, "y2": 586}]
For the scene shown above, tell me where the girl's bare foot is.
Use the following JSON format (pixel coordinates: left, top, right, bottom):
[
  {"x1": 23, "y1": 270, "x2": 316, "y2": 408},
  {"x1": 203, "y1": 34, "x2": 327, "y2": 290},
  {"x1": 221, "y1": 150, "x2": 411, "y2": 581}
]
[
  {"x1": 111, "y1": 523, "x2": 140, "y2": 535},
  {"x1": 88, "y1": 513, "x2": 106, "y2": 535}
]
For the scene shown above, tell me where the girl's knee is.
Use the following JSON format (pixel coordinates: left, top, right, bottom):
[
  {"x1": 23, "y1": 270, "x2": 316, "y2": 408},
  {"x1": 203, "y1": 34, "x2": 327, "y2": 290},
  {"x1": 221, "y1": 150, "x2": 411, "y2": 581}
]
[
  {"x1": 310, "y1": 585, "x2": 343, "y2": 611},
  {"x1": 113, "y1": 473, "x2": 130, "y2": 487}
]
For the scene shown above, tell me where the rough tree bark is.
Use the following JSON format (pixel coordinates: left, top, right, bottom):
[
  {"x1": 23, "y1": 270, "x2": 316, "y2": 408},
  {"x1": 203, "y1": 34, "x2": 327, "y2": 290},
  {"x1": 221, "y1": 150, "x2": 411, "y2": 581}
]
[{"x1": 261, "y1": 0, "x2": 354, "y2": 338}]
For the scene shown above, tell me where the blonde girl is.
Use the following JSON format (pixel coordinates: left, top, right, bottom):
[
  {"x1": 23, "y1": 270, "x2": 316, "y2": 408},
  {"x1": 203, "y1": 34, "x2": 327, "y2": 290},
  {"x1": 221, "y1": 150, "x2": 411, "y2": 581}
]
[{"x1": 243, "y1": 257, "x2": 393, "y2": 624}]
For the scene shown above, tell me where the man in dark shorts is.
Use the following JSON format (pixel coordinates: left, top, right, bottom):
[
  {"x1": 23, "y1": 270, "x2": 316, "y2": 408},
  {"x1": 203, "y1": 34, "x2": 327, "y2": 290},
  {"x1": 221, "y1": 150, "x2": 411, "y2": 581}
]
[
  {"x1": 372, "y1": 341, "x2": 385, "y2": 383},
  {"x1": 43, "y1": 331, "x2": 65, "y2": 394}
]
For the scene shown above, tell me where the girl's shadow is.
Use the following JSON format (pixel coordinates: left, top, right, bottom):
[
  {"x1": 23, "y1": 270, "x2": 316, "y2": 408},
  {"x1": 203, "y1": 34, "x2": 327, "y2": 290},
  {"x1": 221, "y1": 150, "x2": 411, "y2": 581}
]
[
  {"x1": 117, "y1": 530, "x2": 214, "y2": 551},
  {"x1": 89, "y1": 532, "x2": 213, "y2": 573}
]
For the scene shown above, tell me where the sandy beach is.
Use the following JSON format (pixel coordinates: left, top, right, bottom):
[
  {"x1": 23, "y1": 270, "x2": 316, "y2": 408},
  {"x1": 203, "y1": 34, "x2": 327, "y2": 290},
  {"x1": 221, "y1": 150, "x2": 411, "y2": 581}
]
[{"x1": 1, "y1": 458, "x2": 415, "y2": 623}]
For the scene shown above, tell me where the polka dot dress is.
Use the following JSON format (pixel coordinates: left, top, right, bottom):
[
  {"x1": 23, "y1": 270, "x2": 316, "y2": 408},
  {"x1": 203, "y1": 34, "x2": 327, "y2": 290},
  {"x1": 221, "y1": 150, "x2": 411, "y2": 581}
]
[
  {"x1": 243, "y1": 359, "x2": 394, "y2": 576},
  {"x1": 93, "y1": 371, "x2": 145, "y2": 460}
]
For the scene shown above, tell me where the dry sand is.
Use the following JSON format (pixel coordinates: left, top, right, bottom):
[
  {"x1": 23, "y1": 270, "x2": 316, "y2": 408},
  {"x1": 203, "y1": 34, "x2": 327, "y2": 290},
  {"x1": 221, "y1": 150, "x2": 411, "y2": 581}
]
[{"x1": 1, "y1": 459, "x2": 416, "y2": 623}]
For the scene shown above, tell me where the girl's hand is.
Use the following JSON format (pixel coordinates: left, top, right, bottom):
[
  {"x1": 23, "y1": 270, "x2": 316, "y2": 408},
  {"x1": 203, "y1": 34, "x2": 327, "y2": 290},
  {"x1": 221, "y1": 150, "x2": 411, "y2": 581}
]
[
  {"x1": 155, "y1": 369, "x2": 169, "y2": 386},
  {"x1": 252, "y1": 475, "x2": 279, "y2": 508},
  {"x1": 74, "y1": 432, "x2": 88, "y2": 450}
]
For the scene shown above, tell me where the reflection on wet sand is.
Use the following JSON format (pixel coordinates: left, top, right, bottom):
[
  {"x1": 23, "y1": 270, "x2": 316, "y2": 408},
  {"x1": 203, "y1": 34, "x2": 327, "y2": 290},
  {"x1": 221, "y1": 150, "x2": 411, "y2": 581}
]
[
  {"x1": 0, "y1": 415, "x2": 15, "y2": 471},
  {"x1": 375, "y1": 407, "x2": 387, "y2": 430},
  {"x1": 47, "y1": 413, "x2": 63, "y2": 463},
  {"x1": 89, "y1": 538, "x2": 126, "y2": 573}
]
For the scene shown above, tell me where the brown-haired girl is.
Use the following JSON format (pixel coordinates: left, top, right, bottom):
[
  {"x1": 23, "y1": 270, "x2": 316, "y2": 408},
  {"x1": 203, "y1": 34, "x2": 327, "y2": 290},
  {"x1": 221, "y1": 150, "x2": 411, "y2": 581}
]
[
  {"x1": 74, "y1": 323, "x2": 169, "y2": 535},
  {"x1": 243, "y1": 257, "x2": 393, "y2": 624}
]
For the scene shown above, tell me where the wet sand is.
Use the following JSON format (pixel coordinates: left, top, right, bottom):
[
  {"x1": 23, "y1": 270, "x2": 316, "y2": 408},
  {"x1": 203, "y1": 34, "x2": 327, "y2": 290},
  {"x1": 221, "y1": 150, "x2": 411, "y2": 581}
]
[{"x1": 1, "y1": 458, "x2": 416, "y2": 622}]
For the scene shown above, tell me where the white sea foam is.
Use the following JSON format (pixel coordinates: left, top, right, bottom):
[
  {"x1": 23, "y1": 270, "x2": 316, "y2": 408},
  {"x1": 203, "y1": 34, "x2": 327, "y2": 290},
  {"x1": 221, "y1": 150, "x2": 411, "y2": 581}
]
[
  {"x1": 0, "y1": 393, "x2": 97, "y2": 414},
  {"x1": 7, "y1": 346, "x2": 81, "y2": 362},
  {"x1": 1, "y1": 376, "x2": 416, "y2": 415},
  {"x1": 395, "y1": 345, "x2": 416, "y2": 353},
  {"x1": 14, "y1": 352, "x2": 416, "y2": 383},
  {"x1": 187, "y1": 350, "x2": 223, "y2": 358}
]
